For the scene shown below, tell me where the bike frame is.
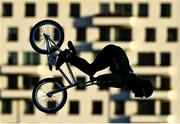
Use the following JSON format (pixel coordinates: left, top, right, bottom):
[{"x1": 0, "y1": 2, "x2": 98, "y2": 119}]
[
  {"x1": 44, "y1": 36, "x2": 97, "y2": 96},
  {"x1": 47, "y1": 62, "x2": 97, "y2": 96}
]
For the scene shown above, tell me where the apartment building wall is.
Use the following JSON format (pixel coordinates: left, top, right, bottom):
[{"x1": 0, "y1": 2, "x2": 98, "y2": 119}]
[{"x1": 0, "y1": 0, "x2": 180, "y2": 123}]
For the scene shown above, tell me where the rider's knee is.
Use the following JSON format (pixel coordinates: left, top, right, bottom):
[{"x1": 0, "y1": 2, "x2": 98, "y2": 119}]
[
  {"x1": 103, "y1": 44, "x2": 123, "y2": 52},
  {"x1": 103, "y1": 44, "x2": 117, "y2": 50}
]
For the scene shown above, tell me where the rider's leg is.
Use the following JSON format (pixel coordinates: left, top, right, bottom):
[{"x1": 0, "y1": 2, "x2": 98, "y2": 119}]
[
  {"x1": 68, "y1": 55, "x2": 92, "y2": 75},
  {"x1": 96, "y1": 73, "x2": 136, "y2": 88},
  {"x1": 68, "y1": 44, "x2": 117, "y2": 76},
  {"x1": 69, "y1": 44, "x2": 132, "y2": 76},
  {"x1": 89, "y1": 44, "x2": 119, "y2": 74}
]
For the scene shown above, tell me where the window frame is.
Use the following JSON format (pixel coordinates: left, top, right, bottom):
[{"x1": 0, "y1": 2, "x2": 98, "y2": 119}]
[
  {"x1": 2, "y1": 3, "x2": 13, "y2": 17},
  {"x1": 23, "y1": 52, "x2": 40, "y2": 65},
  {"x1": 24, "y1": 99, "x2": 34, "y2": 114},
  {"x1": 167, "y1": 28, "x2": 178, "y2": 42},
  {"x1": 160, "y1": 76, "x2": 171, "y2": 90},
  {"x1": 161, "y1": 3, "x2": 171, "y2": 17},
  {"x1": 8, "y1": 27, "x2": 18, "y2": 41},
  {"x1": 92, "y1": 101, "x2": 103, "y2": 115},
  {"x1": 7, "y1": 74, "x2": 18, "y2": 89},
  {"x1": 47, "y1": 3, "x2": 58, "y2": 17},
  {"x1": 25, "y1": 3, "x2": 36, "y2": 17},
  {"x1": 160, "y1": 52, "x2": 171, "y2": 66},
  {"x1": 99, "y1": 26, "x2": 110, "y2": 41},
  {"x1": 2, "y1": 99, "x2": 12, "y2": 114},
  {"x1": 137, "y1": 100, "x2": 155, "y2": 115},
  {"x1": 138, "y1": 3, "x2": 148, "y2": 17},
  {"x1": 69, "y1": 101, "x2": 79, "y2": 115},
  {"x1": 100, "y1": 3, "x2": 110, "y2": 14},
  {"x1": 115, "y1": 26, "x2": 132, "y2": 41},
  {"x1": 76, "y1": 27, "x2": 86, "y2": 42},
  {"x1": 8, "y1": 52, "x2": 18, "y2": 65},
  {"x1": 161, "y1": 100, "x2": 170, "y2": 115},
  {"x1": 115, "y1": 3, "x2": 132, "y2": 17},
  {"x1": 114, "y1": 101, "x2": 125, "y2": 115},
  {"x1": 70, "y1": 3, "x2": 80, "y2": 18},
  {"x1": 138, "y1": 52, "x2": 155, "y2": 66},
  {"x1": 145, "y1": 28, "x2": 156, "y2": 42}
]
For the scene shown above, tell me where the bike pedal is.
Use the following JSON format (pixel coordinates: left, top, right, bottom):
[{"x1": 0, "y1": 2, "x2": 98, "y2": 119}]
[{"x1": 77, "y1": 81, "x2": 85, "y2": 87}]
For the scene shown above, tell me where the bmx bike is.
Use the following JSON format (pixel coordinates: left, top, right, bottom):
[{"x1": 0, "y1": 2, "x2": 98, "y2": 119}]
[{"x1": 30, "y1": 20, "x2": 100, "y2": 113}]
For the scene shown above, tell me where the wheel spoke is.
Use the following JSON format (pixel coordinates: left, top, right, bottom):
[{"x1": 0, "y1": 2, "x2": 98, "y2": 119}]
[{"x1": 34, "y1": 78, "x2": 66, "y2": 112}]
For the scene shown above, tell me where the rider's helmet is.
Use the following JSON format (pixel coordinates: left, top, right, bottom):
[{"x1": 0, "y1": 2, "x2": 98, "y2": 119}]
[{"x1": 132, "y1": 79, "x2": 153, "y2": 98}]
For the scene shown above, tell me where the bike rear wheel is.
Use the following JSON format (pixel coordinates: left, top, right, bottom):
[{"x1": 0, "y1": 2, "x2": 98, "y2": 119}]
[
  {"x1": 32, "y1": 78, "x2": 67, "y2": 113},
  {"x1": 30, "y1": 20, "x2": 64, "y2": 54}
]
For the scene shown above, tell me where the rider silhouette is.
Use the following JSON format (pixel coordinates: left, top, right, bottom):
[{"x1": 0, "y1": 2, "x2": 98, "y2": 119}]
[{"x1": 56, "y1": 44, "x2": 153, "y2": 98}]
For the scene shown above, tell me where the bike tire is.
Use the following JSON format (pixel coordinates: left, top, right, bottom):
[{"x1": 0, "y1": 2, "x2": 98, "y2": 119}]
[
  {"x1": 32, "y1": 78, "x2": 67, "y2": 113},
  {"x1": 30, "y1": 20, "x2": 64, "y2": 54}
]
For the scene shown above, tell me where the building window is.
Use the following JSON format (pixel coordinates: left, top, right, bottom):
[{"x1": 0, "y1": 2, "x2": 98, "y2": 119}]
[
  {"x1": 69, "y1": 101, "x2": 79, "y2": 114},
  {"x1": 2, "y1": 3, "x2": 12, "y2": 17},
  {"x1": 145, "y1": 28, "x2": 156, "y2": 42},
  {"x1": 2, "y1": 99, "x2": 12, "y2": 114},
  {"x1": 160, "y1": 76, "x2": 170, "y2": 90},
  {"x1": 76, "y1": 27, "x2": 86, "y2": 42},
  {"x1": 100, "y1": 3, "x2": 110, "y2": 14},
  {"x1": 115, "y1": 26, "x2": 132, "y2": 41},
  {"x1": 161, "y1": 100, "x2": 170, "y2": 115},
  {"x1": 161, "y1": 52, "x2": 170, "y2": 66},
  {"x1": 8, "y1": 27, "x2": 18, "y2": 41},
  {"x1": 70, "y1": 3, "x2": 80, "y2": 18},
  {"x1": 23, "y1": 75, "x2": 39, "y2": 89},
  {"x1": 25, "y1": 3, "x2": 35, "y2": 17},
  {"x1": 8, "y1": 75, "x2": 18, "y2": 89},
  {"x1": 115, "y1": 101, "x2": 124, "y2": 115},
  {"x1": 138, "y1": 100, "x2": 155, "y2": 115},
  {"x1": 8, "y1": 52, "x2": 18, "y2": 65},
  {"x1": 138, "y1": 3, "x2": 148, "y2": 17},
  {"x1": 138, "y1": 52, "x2": 155, "y2": 66},
  {"x1": 24, "y1": 99, "x2": 34, "y2": 114},
  {"x1": 92, "y1": 101, "x2": 103, "y2": 115},
  {"x1": 76, "y1": 77, "x2": 86, "y2": 90},
  {"x1": 167, "y1": 28, "x2": 178, "y2": 42},
  {"x1": 23, "y1": 52, "x2": 40, "y2": 65},
  {"x1": 115, "y1": 4, "x2": 132, "y2": 17},
  {"x1": 99, "y1": 26, "x2": 110, "y2": 41},
  {"x1": 47, "y1": 101, "x2": 57, "y2": 114},
  {"x1": 161, "y1": 3, "x2": 171, "y2": 17},
  {"x1": 47, "y1": 3, "x2": 58, "y2": 17}
]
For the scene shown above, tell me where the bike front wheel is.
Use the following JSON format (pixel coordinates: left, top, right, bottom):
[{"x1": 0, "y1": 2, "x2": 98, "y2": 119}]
[
  {"x1": 30, "y1": 20, "x2": 64, "y2": 54},
  {"x1": 32, "y1": 78, "x2": 67, "y2": 113}
]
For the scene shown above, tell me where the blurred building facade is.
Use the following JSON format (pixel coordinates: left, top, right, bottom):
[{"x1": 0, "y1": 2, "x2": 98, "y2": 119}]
[{"x1": 0, "y1": 0, "x2": 180, "y2": 123}]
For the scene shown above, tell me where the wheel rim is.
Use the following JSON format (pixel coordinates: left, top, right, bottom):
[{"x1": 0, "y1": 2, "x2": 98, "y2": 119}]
[
  {"x1": 32, "y1": 22, "x2": 62, "y2": 52},
  {"x1": 35, "y1": 81, "x2": 65, "y2": 111}
]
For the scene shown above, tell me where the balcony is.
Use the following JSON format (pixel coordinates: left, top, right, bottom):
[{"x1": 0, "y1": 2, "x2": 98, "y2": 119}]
[
  {"x1": 92, "y1": 42, "x2": 131, "y2": 51},
  {"x1": 130, "y1": 115, "x2": 170, "y2": 123},
  {"x1": 1, "y1": 90, "x2": 32, "y2": 99},
  {"x1": 93, "y1": 13, "x2": 134, "y2": 26},
  {"x1": 1, "y1": 65, "x2": 39, "y2": 74},
  {"x1": 132, "y1": 66, "x2": 172, "y2": 75},
  {"x1": 110, "y1": 116, "x2": 130, "y2": 123}
]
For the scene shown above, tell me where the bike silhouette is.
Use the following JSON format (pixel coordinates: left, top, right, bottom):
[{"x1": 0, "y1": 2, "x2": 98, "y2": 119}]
[{"x1": 30, "y1": 20, "x2": 102, "y2": 113}]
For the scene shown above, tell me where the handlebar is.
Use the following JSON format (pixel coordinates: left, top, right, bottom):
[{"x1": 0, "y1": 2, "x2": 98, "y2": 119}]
[
  {"x1": 47, "y1": 41, "x2": 77, "y2": 71},
  {"x1": 68, "y1": 41, "x2": 77, "y2": 55}
]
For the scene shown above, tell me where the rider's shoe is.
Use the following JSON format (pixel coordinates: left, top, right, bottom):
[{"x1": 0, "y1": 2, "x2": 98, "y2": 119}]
[
  {"x1": 127, "y1": 76, "x2": 153, "y2": 98},
  {"x1": 56, "y1": 49, "x2": 73, "y2": 70}
]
